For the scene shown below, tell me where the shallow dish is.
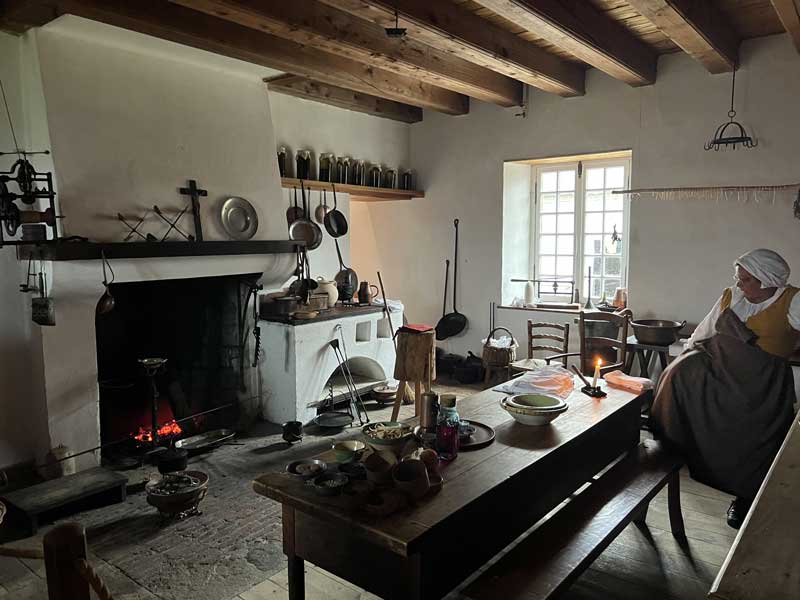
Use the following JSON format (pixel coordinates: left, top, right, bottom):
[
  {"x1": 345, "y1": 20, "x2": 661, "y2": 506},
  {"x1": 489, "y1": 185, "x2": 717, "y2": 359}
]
[
  {"x1": 285, "y1": 459, "x2": 327, "y2": 480},
  {"x1": 506, "y1": 394, "x2": 566, "y2": 411},
  {"x1": 332, "y1": 440, "x2": 366, "y2": 463},
  {"x1": 312, "y1": 472, "x2": 349, "y2": 496},
  {"x1": 221, "y1": 196, "x2": 258, "y2": 240},
  {"x1": 501, "y1": 398, "x2": 567, "y2": 426}
]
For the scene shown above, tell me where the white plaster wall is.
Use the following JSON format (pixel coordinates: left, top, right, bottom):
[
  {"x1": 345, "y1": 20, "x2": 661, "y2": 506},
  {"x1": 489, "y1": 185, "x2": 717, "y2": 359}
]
[
  {"x1": 35, "y1": 16, "x2": 286, "y2": 243},
  {"x1": 362, "y1": 34, "x2": 800, "y2": 356}
]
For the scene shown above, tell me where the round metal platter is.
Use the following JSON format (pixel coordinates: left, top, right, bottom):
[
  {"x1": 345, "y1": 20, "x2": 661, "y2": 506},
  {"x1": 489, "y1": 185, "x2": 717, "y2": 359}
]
[
  {"x1": 314, "y1": 411, "x2": 354, "y2": 428},
  {"x1": 221, "y1": 197, "x2": 259, "y2": 240}
]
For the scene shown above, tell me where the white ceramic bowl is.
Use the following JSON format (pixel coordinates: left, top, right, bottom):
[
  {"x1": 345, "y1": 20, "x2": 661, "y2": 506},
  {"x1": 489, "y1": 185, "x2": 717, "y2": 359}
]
[
  {"x1": 506, "y1": 394, "x2": 567, "y2": 411},
  {"x1": 500, "y1": 398, "x2": 568, "y2": 426}
]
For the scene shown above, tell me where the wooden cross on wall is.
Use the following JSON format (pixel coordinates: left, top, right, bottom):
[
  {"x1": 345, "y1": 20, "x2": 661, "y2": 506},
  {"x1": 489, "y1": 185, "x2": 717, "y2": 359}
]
[{"x1": 179, "y1": 179, "x2": 207, "y2": 241}]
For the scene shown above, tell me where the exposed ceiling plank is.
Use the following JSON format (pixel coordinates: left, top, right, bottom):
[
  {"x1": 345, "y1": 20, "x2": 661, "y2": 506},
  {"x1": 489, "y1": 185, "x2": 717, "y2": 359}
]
[
  {"x1": 318, "y1": 0, "x2": 585, "y2": 97},
  {"x1": 471, "y1": 0, "x2": 657, "y2": 85},
  {"x1": 266, "y1": 74, "x2": 422, "y2": 123},
  {"x1": 771, "y1": 0, "x2": 800, "y2": 53},
  {"x1": 4, "y1": 0, "x2": 469, "y2": 115},
  {"x1": 171, "y1": 0, "x2": 521, "y2": 107},
  {"x1": 626, "y1": 0, "x2": 739, "y2": 73}
]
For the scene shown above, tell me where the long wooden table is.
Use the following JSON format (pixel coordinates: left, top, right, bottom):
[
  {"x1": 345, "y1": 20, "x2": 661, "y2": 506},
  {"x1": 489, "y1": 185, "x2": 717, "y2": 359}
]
[{"x1": 253, "y1": 378, "x2": 645, "y2": 600}]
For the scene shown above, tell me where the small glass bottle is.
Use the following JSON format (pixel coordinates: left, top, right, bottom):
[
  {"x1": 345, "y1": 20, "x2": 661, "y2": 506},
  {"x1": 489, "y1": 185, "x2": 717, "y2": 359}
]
[
  {"x1": 436, "y1": 394, "x2": 460, "y2": 461},
  {"x1": 277, "y1": 146, "x2": 287, "y2": 177}
]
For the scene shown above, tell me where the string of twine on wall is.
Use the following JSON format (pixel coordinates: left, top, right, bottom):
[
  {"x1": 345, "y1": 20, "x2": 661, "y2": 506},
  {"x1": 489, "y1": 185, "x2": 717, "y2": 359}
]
[{"x1": 612, "y1": 184, "x2": 800, "y2": 219}]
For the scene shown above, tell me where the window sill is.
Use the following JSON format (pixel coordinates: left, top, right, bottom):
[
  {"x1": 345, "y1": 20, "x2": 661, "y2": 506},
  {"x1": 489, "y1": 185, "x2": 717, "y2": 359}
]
[{"x1": 498, "y1": 304, "x2": 582, "y2": 315}]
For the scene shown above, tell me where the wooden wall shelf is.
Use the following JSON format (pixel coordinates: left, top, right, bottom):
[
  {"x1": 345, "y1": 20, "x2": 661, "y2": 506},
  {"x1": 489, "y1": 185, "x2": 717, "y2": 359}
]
[
  {"x1": 281, "y1": 178, "x2": 423, "y2": 202},
  {"x1": 16, "y1": 240, "x2": 303, "y2": 261}
]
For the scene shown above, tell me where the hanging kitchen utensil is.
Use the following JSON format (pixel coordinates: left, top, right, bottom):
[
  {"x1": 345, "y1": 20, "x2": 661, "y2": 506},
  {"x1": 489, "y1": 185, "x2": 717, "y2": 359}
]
[
  {"x1": 95, "y1": 251, "x2": 115, "y2": 316},
  {"x1": 436, "y1": 219, "x2": 468, "y2": 339},
  {"x1": 252, "y1": 285, "x2": 261, "y2": 367},
  {"x1": 315, "y1": 189, "x2": 328, "y2": 224},
  {"x1": 286, "y1": 186, "x2": 303, "y2": 228},
  {"x1": 32, "y1": 261, "x2": 56, "y2": 326},
  {"x1": 334, "y1": 238, "x2": 358, "y2": 301},
  {"x1": 377, "y1": 270, "x2": 397, "y2": 352},
  {"x1": 323, "y1": 183, "x2": 348, "y2": 238},
  {"x1": 288, "y1": 180, "x2": 323, "y2": 250},
  {"x1": 221, "y1": 196, "x2": 258, "y2": 240},
  {"x1": 435, "y1": 260, "x2": 451, "y2": 341}
]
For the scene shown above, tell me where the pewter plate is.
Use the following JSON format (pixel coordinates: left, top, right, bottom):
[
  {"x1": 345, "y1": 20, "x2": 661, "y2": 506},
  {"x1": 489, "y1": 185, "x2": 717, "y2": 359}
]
[{"x1": 221, "y1": 197, "x2": 258, "y2": 240}]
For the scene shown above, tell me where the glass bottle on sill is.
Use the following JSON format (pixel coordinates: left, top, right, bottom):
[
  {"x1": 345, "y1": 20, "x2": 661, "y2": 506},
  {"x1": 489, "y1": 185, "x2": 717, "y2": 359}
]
[{"x1": 436, "y1": 394, "x2": 460, "y2": 461}]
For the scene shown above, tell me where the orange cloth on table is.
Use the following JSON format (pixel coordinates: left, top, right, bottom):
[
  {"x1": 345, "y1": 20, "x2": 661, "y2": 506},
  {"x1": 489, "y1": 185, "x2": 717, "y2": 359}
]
[{"x1": 603, "y1": 369, "x2": 653, "y2": 394}]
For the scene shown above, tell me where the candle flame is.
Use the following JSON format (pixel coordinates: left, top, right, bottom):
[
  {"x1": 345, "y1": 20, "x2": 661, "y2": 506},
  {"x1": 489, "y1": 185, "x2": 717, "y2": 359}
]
[{"x1": 596, "y1": 359, "x2": 602, "y2": 367}]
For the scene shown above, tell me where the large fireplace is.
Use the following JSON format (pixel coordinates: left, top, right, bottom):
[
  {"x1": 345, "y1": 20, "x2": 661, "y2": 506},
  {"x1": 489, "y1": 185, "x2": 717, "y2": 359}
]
[{"x1": 95, "y1": 274, "x2": 260, "y2": 458}]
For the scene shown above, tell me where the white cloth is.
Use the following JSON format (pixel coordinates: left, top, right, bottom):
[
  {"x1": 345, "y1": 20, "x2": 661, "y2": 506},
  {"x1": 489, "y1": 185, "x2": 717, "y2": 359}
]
[
  {"x1": 493, "y1": 365, "x2": 575, "y2": 399},
  {"x1": 372, "y1": 298, "x2": 404, "y2": 313},
  {"x1": 688, "y1": 286, "x2": 800, "y2": 347},
  {"x1": 735, "y1": 248, "x2": 790, "y2": 289}
]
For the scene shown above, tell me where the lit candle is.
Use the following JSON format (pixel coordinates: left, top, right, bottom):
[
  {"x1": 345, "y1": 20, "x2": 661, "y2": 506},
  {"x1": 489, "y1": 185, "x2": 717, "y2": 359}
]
[{"x1": 591, "y1": 359, "x2": 602, "y2": 389}]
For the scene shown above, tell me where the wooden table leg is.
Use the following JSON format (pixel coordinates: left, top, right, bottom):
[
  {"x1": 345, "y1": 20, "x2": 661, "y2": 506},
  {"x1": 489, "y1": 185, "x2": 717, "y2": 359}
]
[
  {"x1": 637, "y1": 350, "x2": 649, "y2": 378},
  {"x1": 391, "y1": 381, "x2": 407, "y2": 421},
  {"x1": 414, "y1": 381, "x2": 422, "y2": 417},
  {"x1": 667, "y1": 472, "x2": 686, "y2": 540},
  {"x1": 283, "y1": 506, "x2": 305, "y2": 600},
  {"x1": 658, "y1": 350, "x2": 669, "y2": 371}
]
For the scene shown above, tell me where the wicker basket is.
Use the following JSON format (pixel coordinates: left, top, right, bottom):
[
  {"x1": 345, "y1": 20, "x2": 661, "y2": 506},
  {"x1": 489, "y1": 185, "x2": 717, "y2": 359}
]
[{"x1": 482, "y1": 326, "x2": 518, "y2": 367}]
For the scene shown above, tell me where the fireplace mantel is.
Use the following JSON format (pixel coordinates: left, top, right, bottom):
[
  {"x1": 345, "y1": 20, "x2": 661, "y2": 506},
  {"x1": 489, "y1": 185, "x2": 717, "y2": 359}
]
[{"x1": 17, "y1": 240, "x2": 303, "y2": 261}]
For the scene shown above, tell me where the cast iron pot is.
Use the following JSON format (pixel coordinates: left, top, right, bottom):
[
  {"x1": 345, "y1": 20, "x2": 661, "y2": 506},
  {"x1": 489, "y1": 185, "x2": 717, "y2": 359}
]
[{"x1": 629, "y1": 319, "x2": 686, "y2": 346}]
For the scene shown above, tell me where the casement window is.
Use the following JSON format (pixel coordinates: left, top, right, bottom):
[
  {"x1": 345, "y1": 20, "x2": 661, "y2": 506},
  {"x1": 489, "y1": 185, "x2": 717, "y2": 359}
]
[{"x1": 529, "y1": 155, "x2": 631, "y2": 303}]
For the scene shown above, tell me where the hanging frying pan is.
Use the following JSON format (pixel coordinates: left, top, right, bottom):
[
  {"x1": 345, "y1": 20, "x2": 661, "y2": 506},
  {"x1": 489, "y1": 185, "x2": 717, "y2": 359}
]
[
  {"x1": 436, "y1": 219, "x2": 468, "y2": 339},
  {"x1": 334, "y1": 238, "x2": 358, "y2": 301},
  {"x1": 289, "y1": 180, "x2": 323, "y2": 250},
  {"x1": 435, "y1": 260, "x2": 450, "y2": 341},
  {"x1": 323, "y1": 183, "x2": 348, "y2": 238},
  {"x1": 286, "y1": 186, "x2": 303, "y2": 228}
]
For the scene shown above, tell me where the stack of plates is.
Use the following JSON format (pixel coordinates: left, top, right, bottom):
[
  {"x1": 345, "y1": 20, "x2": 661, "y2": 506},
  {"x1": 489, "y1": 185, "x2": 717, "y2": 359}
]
[
  {"x1": 371, "y1": 383, "x2": 398, "y2": 404},
  {"x1": 501, "y1": 394, "x2": 568, "y2": 426}
]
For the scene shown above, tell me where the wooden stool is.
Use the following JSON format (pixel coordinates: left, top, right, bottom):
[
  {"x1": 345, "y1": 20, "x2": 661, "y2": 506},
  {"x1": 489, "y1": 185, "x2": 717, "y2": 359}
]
[{"x1": 391, "y1": 329, "x2": 435, "y2": 421}]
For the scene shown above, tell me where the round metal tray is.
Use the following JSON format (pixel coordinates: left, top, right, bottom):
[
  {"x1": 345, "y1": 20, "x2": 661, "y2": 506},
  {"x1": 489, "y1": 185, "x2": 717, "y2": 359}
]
[
  {"x1": 175, "y1": 429, "x2": 235, "y2": 455},
  {"x1": 221, "y1": 196, "x2": 258, "y2": 240}
]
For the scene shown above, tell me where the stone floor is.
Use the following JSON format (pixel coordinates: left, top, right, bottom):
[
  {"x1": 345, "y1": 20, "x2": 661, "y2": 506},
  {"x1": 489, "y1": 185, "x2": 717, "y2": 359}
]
[{"x1": 0, "y1": 378, "x2": 736, "y2": 600}]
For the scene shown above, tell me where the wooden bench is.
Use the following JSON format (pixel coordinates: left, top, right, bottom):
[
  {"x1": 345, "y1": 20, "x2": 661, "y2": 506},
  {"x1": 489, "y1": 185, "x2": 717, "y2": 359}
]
[{"x1": 465, "y1": 439, "x2": 685, "y2": 600}]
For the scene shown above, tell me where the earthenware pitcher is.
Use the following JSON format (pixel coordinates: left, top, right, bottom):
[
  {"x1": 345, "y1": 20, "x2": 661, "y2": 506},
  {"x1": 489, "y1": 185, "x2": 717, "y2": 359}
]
[
  {"x1": 316, "y1": 277, "x2": 338, "y2": 307},
  {"x1": 358, "y1": 281, "x2": 379, "y2": 304}
]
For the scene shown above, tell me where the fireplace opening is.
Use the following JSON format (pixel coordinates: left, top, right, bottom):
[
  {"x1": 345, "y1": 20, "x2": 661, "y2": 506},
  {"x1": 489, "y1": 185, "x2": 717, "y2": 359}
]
[
  {"x1": 315, "y1": 357, "x2": 387, "y2": 411},
  {"x1": 95, "y1": 273, "x2": 261, "y2": 462}
]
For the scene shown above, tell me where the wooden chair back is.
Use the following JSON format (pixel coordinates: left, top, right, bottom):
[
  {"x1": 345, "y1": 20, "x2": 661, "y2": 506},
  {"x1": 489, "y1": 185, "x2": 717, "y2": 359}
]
[
  {"x1": 528, "y1": 321, "x2": 570, "y2": 367},
  {"x1": 578, "y1": 309, "x2": 632, "y2": 375}
]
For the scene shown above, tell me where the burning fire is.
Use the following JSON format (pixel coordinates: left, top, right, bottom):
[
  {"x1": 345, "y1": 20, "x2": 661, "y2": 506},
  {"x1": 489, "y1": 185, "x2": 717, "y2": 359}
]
[{"x1": 134, "y1": 420, "x2": 182, "y2": 443}]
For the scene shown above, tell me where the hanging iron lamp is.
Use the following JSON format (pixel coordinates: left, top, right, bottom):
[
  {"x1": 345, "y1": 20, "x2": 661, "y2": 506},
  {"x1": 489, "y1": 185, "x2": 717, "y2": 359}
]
[{"x1": 705, "y1": 67, "x2": 757, "y2": 151}]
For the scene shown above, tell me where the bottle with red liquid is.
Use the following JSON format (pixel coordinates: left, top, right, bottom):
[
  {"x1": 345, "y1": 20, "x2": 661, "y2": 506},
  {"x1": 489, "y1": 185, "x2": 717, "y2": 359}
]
[{"x1": 436, "y1": 394, "x2": 460, "y2": 461}]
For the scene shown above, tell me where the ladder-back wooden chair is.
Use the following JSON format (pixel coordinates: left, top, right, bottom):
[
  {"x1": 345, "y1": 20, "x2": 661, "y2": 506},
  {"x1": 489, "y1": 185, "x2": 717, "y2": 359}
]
[
  {"x1": 510, "y1": 320, "x2": 570, "y2": 373},
  {"x1": 546, "y1": 309, "x2": 632, "y2": 375}
]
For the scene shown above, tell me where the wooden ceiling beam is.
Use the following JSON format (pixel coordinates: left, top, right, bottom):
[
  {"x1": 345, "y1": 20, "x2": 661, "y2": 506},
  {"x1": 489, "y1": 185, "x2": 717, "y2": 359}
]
[
  {"x1": 471, "y1": 0, "x2": 657, "y2": 86},
  {"x1": 771, "y1": 0, "x2": 800, "y2": 54},
  {"x1": 318, "y1": 0, "x2": 585, "y2": 97},
  {"x1": 266, "y1": 74, "x2": 422, "y2": 123},
  {"x1": 4, "y1": 0, "x2": 469, "y2": 115},
  {"x1": 626, "y1": 0, "x2": 739, "y2": 73},
  {"x1": 171, "y1": 0, "x2": 521, "y2": 107}
]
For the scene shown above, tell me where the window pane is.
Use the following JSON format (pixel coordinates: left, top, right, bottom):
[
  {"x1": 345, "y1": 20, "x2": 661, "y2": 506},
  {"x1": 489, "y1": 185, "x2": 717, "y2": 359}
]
[
  {"x1": 558, "y1": 192, "x2": 574, "y2": 212},
  {"x1": 540, "y1": 214, "x2": 557, "y2": 234},
  {"x1": 606, "y1": 166, "x2": 625, "y2": 189},
  {"x1": 583, "y1": 277, "x2": 602, "y2": 299},
  {"x1": 604, "y1": 237, "x2": 623, "y2": 255},
  {"x1": 557, "y1": 235, "x2": 573, "y2": 254},
  {"x1": 541, "y1": 171, "x2": 557, "y2": 192},
  {"x1": 556, "y1": 255, "x2": 573, "y2": 276},
  {"x1": 558, "y1": 170, "x2": 575, "y2": 191},
  {"x1": 605, "y1": 256, "x2": 622, "y2": 276},
  {"x1": 587, "y1": 256, "x2": 602, "y2": 276},
  {"x1": 603, "y1": 278, "x2": 621, "y2": 299},
  {"x1": 585, "y1": 190, "x2": 604, "y2": 211},
  {"x1": 540, "y1": 255, "x2": 555, "y2": 276},
  {"x1": 557, "y1": 213, "x2": 574, "y2": 234},
  {"x1": 584, "y1": 235, "x2": 603, "y2": 255},
  {"x1": 586, "y1": 168, "x2": 604, "y2": 190},
  {"x1": 539, "y1": 235, "x2": 556, "y2": 254},
  {"x1": 540, "y1": 193, "x2": 557, "y2": 212},
  {"x1": 604, "y1": 212, "x2": 624, "y2": 233},
  {"x1": 585, "y1": 212, "x2": 603, "y2": 233},
  {"x1": 605, "y1": 190, "x2": 623, "y2": 211}
]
